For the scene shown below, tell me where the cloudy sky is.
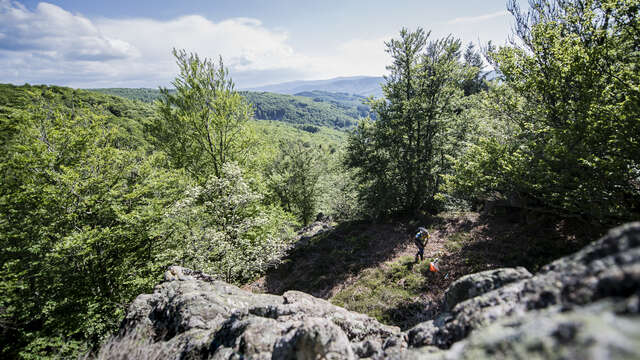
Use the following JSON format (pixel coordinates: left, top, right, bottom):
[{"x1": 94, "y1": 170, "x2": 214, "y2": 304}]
[{"x1": 0, "y1": 0, "x2": 518, "y2": 89}]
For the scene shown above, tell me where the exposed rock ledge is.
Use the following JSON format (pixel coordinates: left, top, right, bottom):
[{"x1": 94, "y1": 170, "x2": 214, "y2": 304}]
[{"x1": 99, "y1": 223, "x2": 640, "y2": 359}]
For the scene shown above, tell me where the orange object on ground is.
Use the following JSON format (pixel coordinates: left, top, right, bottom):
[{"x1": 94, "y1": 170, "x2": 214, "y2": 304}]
[{"x1": 429, "y1": 262, "x2": 439, "y2": 272}]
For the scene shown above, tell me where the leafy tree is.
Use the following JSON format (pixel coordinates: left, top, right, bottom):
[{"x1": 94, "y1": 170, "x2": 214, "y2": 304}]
[
  {"x1": 0, "y1": 89, "x2": 186, "y2": 358},
  {"x1": 319, "y1": 160, "x2": 363, "y2": 221},
  {"x1": 267, "y1": 140, "x2": 325, "y2": 225},
  {"x1": 154, "y1": 49, "x2": 254, "y2": 179},
  {"x1": 346, "y1": 28, "x2": 469, "y2": 217},
  {"x1": 157, "y1": 162, "x2": 294, "y2": 283},
  {"x1": 448, "y1": 0, "x2": 640, "y2": 221}
]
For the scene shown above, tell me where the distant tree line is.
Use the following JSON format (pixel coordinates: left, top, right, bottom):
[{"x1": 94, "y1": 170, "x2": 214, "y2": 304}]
[{"x1": 92, "y1": 87, "x2": 373, "y2": 130}]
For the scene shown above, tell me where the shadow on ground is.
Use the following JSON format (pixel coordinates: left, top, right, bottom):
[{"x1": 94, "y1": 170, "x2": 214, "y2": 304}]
[
  {"x1": 379, "y1": 211, "x2": 607, "y2": 329},
  {"x1": 436, "y1": 211, "x2": 606, "y2": 278},
  {"x1": 247, "y1": 211, "x2": 607, "y2": 330},
  {"x1": 249, "y1": 220, "x2": 413, "y2": 299}
]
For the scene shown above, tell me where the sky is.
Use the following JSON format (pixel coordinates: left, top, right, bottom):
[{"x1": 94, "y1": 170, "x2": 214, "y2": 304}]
[{"x1": 0, "y1": 0, "x2": 518, "y2": 89}]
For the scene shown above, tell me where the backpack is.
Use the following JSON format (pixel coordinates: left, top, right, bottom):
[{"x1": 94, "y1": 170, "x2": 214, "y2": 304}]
[{"x1": 415, "y1": 227, "x2": 429, "y2": 246}]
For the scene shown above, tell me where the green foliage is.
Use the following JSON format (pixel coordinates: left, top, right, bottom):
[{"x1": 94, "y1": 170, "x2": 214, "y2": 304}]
[
  {"x1": 154, "y1": 49, "x2": 255, "y2": 179},
  {"x1": 461, "y1": 42, "x2": 489, "y2": 96},
  {"x1": 0, "y1": 78, "x2": 354, "y2": 358},
  {"x1": 447, "y1": 0, "x2": 640, "y2": 222},
  {"x1": 318, "y1": 159, "x2": 364, "y2": 222},
  {"x1": 266, "y1": 140, "x2": 325, "y2": 225},
  {"x1": 90, "y1": 88, "x2": 167, "y2": 103},
  {"x1": 157, "y1": 163, "x2": 294, "y2": 284},
  {"x1": 91, "y1": 87, "x2": 367, "y2": 130},
  {"x1": 248, "y1": 120, "x2": 363, "y2": 221},
  {"x1": 242, "y1": 91, "x2": 361, "y2": 129},
  {"x1": 346, "y1": 28, "x2": 473, "y2": 218},
  {"x1": 0, "y1": 86, "x2": 187, "y2": 358},
  {"x1": 0, "y1": 59, "x2": 357, "y2": 358},
  {"x1": 294, "y1": 90, "x2": 375, "y2": 119}
]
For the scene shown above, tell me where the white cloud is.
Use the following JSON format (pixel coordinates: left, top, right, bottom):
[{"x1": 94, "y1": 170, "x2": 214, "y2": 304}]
[
  {"x1": 0, "y1": 0, "x2": 136, "y2": 60},
  {"x1": 329, "y1": 36, "x2": 392, "y2": 77},
  {"x1": 0, "y1": 1, "x2": 513, "y2": 88},
  {"x1": 0, "y1": 0, "x2": 393, "y2": 88},
  {"x1": 96, "y1": 15, "x2": 311, "y2": 74},
  {"x1": 0, "y1": 1, "x2": 329, "y2": 87},
  {"x1": 447, "y1": 10, "x2": 509, "y2": 25}
]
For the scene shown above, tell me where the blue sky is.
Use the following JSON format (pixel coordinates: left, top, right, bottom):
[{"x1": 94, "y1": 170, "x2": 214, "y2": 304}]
[{"x1": 1, "y1": 0, "x2": 518, "y2": 88}]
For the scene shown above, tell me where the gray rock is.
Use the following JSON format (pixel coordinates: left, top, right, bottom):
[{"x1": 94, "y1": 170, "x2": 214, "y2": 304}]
[
  {"x1": 403, "y1": 222, "x2": 640, "y2": 353},
  {"x1": 100, "y1": 222, "x2": 640, "y2": 359},
  {"x1": 443, "y1": 267, "x2": 532, "y2": 311},
  {"x1": 432, "y1": 299, "x2": 640, "y2": 360},
  {"x1": 100, "y1": 266, "x2": 398, "y2": 359},
  {"x1": 272, "y1": 317, "x2": 355, "y2": 359}
]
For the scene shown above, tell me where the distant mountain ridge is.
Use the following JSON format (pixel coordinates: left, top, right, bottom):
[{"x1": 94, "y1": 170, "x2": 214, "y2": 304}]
[{"x1": 246, "y1": 76, "x2": 384, "y2": 98}]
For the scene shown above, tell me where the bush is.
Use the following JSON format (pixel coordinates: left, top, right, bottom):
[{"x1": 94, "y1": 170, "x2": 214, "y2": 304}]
[{"x1": 157, "y1": 163, "x2": 295, "y2": 284}]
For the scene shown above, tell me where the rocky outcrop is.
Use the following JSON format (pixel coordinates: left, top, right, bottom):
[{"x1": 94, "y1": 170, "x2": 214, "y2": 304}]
[
  {"x1": 99, "y1": 266, "x2": 399, "y2": 359},
  {"x1": 443, "y1": 267, "x2": 532, "y2": 311},
  {"x1": 405, "y1": 222, "x2": 640, "y2": 359},
  {"x1": 100, "y1": 223, "x2": 640, "y2": 359}
]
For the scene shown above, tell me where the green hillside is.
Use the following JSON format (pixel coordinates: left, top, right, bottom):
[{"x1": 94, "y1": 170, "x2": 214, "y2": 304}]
[
  {"x1": 90, "y1": 88, "x2": 372, "y2": 129},
  {"x1": 293, "y1": 90, "x2": 376, "y2": 120},
  {"x1": 0, "y1": 82, "x2": 352, "y2": 358},
  {"x1": 87, "y1": 87, "x2": 162, "y2": 103},
  {"x1": 242, "y1": 91, "x2": 365, "y2": 128}
]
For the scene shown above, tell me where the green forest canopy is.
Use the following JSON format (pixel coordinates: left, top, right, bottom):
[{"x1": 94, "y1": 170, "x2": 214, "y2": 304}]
[
  {"x1": 0, "y1": 82, "x2": 348, "y2": 358},
  {"x1": 90, "y1": 87, "x2": 373, "y2": 129},
  {"x1": 1, "y1": 0, "x2": 638, "y2": 358}
]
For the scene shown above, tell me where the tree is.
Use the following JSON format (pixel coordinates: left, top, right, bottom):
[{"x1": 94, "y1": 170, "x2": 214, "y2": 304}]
[
  {"x1": 158, "y1": 162, "x2": 294, "y2": 283},
  {"x1": 154, "y1": 49, "x2": 254, "y2": 180},
  {"x1": 461, "y1": 42, "x2": 489, "y2": 96},
  {"x1": 267, "y1": 140, "x2": 324, "y2": 225},
  {"x1": 346, "y1": 28, "x2": 469, "y2": 217},
  {"x1": 448, "y1": 0, "x2": 640, "y2": 221},
  {"x1": 0, "y1": 88, "x2": 187, "y2": 358}
]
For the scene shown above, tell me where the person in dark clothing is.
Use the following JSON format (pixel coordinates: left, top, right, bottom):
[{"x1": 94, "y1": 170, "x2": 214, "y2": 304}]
[{"x1": 414, "y1": 227, "x2": 429, "y2": 262}]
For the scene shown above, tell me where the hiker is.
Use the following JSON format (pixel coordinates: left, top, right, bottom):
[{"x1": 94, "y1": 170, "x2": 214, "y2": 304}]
[{"x1": 414, "y1": 227, "x2": 429, "y2": 262}]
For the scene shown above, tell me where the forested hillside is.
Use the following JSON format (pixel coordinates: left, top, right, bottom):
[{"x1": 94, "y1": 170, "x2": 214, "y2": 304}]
[
  {"x1": 91, "y1": 87, "x2": 372, "y2": 129},
  {"x1": 0, "y1": 77, "x2": 354, "y2": 358},
  {"x1": 1, "y1": 0, "x2": 639, "y2": 359}
]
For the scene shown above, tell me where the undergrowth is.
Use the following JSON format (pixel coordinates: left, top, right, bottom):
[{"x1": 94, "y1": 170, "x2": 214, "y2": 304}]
[{"x1": 330, "y1": 256, "x2": 440, "y2": 329}]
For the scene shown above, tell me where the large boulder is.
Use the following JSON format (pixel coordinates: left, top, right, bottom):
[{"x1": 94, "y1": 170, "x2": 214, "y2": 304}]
[
  {"x1": 100, "y1": 222, "x2": 640, "y2": 359},
  {"x1": 99, "y1": 266, "x2": 399, "y2": 360},
  {"x1": 443, "y1": 267, "x2": 532, "y2": 311},
  {"x1": 401, "y1": 298, "x2": 640, "y2": 359}
]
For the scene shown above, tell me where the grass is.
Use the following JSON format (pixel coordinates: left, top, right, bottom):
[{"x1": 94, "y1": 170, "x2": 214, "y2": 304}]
[
  {"x1": 444, "y1": 231, "x2": 471, "y2": 252},
  {"x1": 253, "y1": 212, "x2": 602, "y2": 328},
  {"x1": 330, "y1": 256, "x2": 440, "y2": 329}
]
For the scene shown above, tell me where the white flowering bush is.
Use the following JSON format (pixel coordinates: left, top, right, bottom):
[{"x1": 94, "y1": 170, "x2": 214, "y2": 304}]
[{"x1": 158, "y1": 162, "x2": 294, "y2": 283}]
